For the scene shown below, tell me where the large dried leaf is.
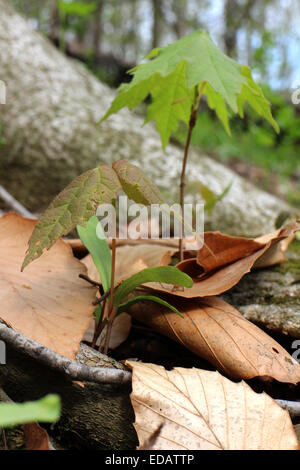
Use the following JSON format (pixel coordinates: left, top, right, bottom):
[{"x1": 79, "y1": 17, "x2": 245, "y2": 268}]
[
  {"x1": 134, "y1": 223, "x2": 300, "y2": 298},
  {"x1": 81, "y1": 252, "x2": 149, "y2": 284},
  {"x1": 22, "y1": 165, "x2": 121, "y2": 270},
  {"x1": 195, "y1": 232, "x2": 264, "y2": 273},
  {"x1": 115, "y1": 245, "x2": 169, "y2": 280},
  {"x1": 114, "y1": 242, "x2": 267, "y2": 298},
  {"x1": 0, "y1": 214, "x2": 97, "y2": 359},
  {"x1": 253, "y1": 223, "x2": 299, "y2": 269},
  {"x1": 129, "y1": 296, "x2": 300, "y2": 384},
  {"x1": 83, "y1": 222, "x2": 298, "y2": 302},
  {"x1": 127, "y1": 361, "x2": 298, "y2": 450}
]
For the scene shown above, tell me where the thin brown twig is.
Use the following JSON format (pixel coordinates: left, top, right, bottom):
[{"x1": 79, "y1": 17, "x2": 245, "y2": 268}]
[
  {"x1": 108, "y1": 238, "x2": 116, "y2": 314},
  {"x1": 179, "y1": 81, "x2": 206, "y2": 261},
  {"x1": 79, "y1": 273, "x2": 103, "y2": 289},
  {"x1": 103, "y1": 226, "x2": 117, "y2": 355},
  {"x1": 92, "y1": 298, "x2": 106, "y2": 349},
  {"x1": 1, "y1": 429, "x2": 7, "y2": 450},
  {"x1": 103, "y1": 306, "x2": 118, "y2": 356}
]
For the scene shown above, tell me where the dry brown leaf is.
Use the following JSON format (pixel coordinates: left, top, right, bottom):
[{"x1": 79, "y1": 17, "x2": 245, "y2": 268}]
[
  {"x1": 115, "y1": 245, "x2": 169, "y2": 281},
  {"x1": 82, "y1": 251, "x2": 150, "y2": 285},
  {"x1": 253, "y1": 224, "x2": 298, "y2": 268},
  {"x1": 129, "y1": 296, "x2": 300, "y2": 383},
  {"x1": 0, "y1": 213, "x2": 97, "y2": 359},
  {"x1": 196, "y1": 232, "x2": 264, "y2": 273},
  {"x1": 127, "y1": 361, "x2": 299, "y2": 450},
  {"x1": 81, "y1": 252, "x2": 101, "y2": 283},
  {"x1": 252, "y1": 242, "x2": 287, "y2": 269},
  {"x1": 23, "y1": 423, "x2": 52, "y2": 450},
  {"x1": 142, "y1": 222, "x2": 300, "y2": 298},
  {"x1": 132, "y1": 245, "x2": 268, "y2": 298},
  {"x1": 81, "y1": 222, "x2": 299, "y2": 300}
]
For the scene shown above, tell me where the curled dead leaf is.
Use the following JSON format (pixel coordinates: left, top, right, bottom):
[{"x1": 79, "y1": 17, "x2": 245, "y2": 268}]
[
  {"x1": 0, "y1": 213, "x2": 97, "y2": 359},
  {"x1": 129, "y1": 296, "x2": 300, "y2": 384},
  {"x1": 127, "y1": 361, "x2": 299, "y2": 450},
  {"x1": 133, "y1": 222, "x2": 300, "y2": 298}
]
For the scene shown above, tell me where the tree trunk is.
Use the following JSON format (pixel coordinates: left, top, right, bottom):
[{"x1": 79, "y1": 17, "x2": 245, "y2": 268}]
[
  {"x1": 49, "y1": 0, "x2": 60, "y2": 42},
  {"x1": 223, "y1": 0, "x2": 238, "y2": 58},
  {"x1": 151, "y1": 0, "x2": 163, "y2": 49},
  {"x1": 172, "y1": 0, "x2": 186, "y2": 39},
  {"x1": 93, "y1": 0, "x2": 104, "y2": 61},
  {"x1": 0, "y1": 0, "x2": 292, "y2": 237}
]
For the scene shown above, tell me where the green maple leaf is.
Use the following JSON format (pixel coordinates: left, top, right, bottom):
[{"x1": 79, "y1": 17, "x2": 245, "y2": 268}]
[
  {"x1": 99, "y1": 30, "x2": 279, "y2": 148},
  {"x1": 144, "y1": 61, "x2": 193, "y2": 148}
]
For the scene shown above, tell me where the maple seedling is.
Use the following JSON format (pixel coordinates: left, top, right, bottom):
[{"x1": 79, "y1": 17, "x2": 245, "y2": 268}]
[
  {"x1": 77, "y1": 215, "x2": 192, "y2": 354},
  {"x1": 21, "y1": 160, "x2": 193, "y2": 355},
  {"x1": 99, "y1": 30, "x2": 279, "y2": 260}
]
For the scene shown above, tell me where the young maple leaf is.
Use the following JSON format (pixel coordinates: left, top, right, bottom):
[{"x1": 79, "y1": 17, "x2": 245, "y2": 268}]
[{"x1": 99, "y1": 30, "x2": 279, "y2": 149}]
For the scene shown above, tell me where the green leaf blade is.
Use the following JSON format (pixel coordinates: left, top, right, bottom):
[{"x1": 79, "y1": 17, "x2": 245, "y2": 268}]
[
  {"x1": 98, "y1": 78, "x2": 154, "y2": 125},
  {"x1": 145, "y1": 61, "x2": 193, "y2": 148},
  {"x1": 0, "y1": 394, "x2": 61, "y2": 428},
  {"x1": 204, "y1": 82, "x2": 231, "y2": 136},
  {"x1": 77, "y1": 215, "x2": 112, "y2": 292},
  {"x1": 117, "y1": 294, "x2": 184, "y2": 318},
  {"x1": 113, "y1": 266, "x2": 193, "y2": 307},
  {"x1": 22, "y1": 165, "x2": 120, "y2": 270},
  {"x1": 239, "y1": 66, "x2": 280, "y2": 133}
]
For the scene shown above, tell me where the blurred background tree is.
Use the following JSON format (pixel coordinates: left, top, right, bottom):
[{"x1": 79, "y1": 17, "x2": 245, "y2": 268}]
[
  {"x1": 9, "y1": 0, "x2": 299, "y2": 86},
  {"x1": 7, "y1": 0, "x2": 300, "y2": 206}
]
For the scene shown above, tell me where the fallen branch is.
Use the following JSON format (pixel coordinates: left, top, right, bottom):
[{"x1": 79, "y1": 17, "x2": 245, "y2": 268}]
[
  {"x1": 0, "y1": 185, "x2": 35, "y2": 219},
  {"x1": 0, "y1": 320, "x2": 131, "y2": 386}
]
